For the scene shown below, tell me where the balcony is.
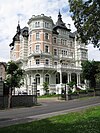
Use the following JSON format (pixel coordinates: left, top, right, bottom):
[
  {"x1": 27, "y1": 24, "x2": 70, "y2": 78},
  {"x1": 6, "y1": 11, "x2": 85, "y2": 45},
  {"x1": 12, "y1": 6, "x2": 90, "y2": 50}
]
[
  {"x1": 56, "y1": 64, "x2": 82, "y2": 71},
  {"x1": 24, "y1": 63, "x2": 81, "y2": 72},
  {"x1": 28, "y1": 51, "x2": 42, "y2": 58},
  {"x1": 59, "y1": 54, "x2": 74, "y2": 61},
  {"x1": 28, "y1": 51, "x2": 51, "y2": 58},
  {"x1": 24, "y1": 64, "x2": 57, "y2": 71}
]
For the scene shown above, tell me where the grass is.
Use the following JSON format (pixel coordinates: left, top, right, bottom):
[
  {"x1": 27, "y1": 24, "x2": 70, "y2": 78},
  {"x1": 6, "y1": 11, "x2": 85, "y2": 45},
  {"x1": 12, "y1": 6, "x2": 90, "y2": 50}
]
[{"x1": 0, "y1": 106, "x2": 100, "y2": 133}]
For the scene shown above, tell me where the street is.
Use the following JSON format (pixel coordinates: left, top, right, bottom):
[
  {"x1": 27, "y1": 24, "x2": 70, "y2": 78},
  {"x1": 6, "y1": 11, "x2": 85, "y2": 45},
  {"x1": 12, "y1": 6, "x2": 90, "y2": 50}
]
[{"x1": 0, "y1": 96, "x2": 100, "y2": 127}]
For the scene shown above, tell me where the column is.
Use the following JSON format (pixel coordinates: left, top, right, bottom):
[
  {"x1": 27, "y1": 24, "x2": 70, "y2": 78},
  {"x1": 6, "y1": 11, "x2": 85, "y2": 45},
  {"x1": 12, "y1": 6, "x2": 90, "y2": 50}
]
[
  {"x1": 78, "y1": 74, "x2": 80, "y2": 85},
  {"x1": 77, "y1": 73, "x2": 80, "y2": 85},
  {"x1": 68, "y1": 73, "x2": 71, "y2": 83},
  {"x1": 59, "y1": 71, "x2": 62, "y2": 84}
]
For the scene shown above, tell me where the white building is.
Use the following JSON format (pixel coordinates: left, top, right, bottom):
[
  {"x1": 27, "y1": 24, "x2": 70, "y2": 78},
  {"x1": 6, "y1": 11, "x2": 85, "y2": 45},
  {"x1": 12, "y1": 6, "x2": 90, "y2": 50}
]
[{"x1": 10, "y1": 12, "x2": 88, "y2": 95}]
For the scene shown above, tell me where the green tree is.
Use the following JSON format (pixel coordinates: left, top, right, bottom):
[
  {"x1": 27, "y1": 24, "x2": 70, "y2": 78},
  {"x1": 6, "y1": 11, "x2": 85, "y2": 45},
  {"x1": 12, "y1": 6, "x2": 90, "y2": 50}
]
[
  {"x1": 68, "y1": 0, "x2": 100, "y2": 48},
  {"x1": 95, "y1": 62, "x2": 100, "y2": 83},
  {"x1": 81, "y1": 60, "x2": 98, "y2": 89},
  {"x1": 5, "y1": 61, "x2": 25, "y2": 108},
  {"x1": 43, "y1": 82, "x2": 49, "y2": 95}
]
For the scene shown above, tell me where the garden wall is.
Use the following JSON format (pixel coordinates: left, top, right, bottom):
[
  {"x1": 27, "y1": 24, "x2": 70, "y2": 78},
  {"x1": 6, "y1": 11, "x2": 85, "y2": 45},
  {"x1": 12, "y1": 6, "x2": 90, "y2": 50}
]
[
  {"x1": 0, "y1": 95, "x2": 37, "y2": 109},
  {"x1": 61, "y1": 89, "x2": 100, "y2": 100}
]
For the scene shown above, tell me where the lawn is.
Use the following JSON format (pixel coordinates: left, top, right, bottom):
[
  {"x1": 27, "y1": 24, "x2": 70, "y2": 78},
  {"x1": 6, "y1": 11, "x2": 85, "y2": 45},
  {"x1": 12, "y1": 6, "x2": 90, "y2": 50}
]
[{"x1": 0, "y1": 106, "x2": 100, "y2": 133}]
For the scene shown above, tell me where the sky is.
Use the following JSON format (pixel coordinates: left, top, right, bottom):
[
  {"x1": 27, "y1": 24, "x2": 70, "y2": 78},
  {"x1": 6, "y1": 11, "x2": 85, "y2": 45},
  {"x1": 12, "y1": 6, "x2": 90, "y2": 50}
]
[{"x1": 0, "y1": 0, "x2": 100, "y2": 62}]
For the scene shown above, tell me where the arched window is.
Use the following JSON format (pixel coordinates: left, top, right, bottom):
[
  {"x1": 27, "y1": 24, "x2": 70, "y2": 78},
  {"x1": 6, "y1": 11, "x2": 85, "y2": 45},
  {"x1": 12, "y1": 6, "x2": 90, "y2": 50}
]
[
  {"x1": 35, "y1": 22, "x2": 37, "y2": 27},
  {"x1": 45, "y1": 74, "x2": 49, "y2": 84},
  {"x1": 35, "y1": 74, "x2": 40, "y2": 84}
]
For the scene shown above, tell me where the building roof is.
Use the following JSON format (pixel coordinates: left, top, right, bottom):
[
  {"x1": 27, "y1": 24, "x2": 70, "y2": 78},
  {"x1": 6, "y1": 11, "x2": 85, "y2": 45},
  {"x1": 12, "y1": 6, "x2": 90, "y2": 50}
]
[
  {"x1": 21, "y1": 26, "x2": 29, "y2": 38},
  {"x1": 9, "y1": 23, "x2": 29, "y2": 48},
  {"x1": 0, "y1": 62, "x2": 7, "y2": 68},
  {"x1": 28, "y1": 14, "x2": 53, "y2": 24},
  {"x1": 53, "y1": 11, "x2": 71, "y2": 32}
]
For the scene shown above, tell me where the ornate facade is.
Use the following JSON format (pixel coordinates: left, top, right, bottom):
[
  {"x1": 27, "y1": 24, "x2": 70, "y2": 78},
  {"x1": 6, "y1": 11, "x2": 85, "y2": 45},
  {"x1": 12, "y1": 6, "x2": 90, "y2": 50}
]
[{"x1": 10, "y1": 12, "x2": 88, "y2": 95}]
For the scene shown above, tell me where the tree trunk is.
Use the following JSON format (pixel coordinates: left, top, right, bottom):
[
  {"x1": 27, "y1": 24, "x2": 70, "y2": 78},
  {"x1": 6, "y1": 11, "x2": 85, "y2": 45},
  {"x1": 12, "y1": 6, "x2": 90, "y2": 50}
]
[{"x1": 8, "y1": 87, "x2": 12, "y2": 108}]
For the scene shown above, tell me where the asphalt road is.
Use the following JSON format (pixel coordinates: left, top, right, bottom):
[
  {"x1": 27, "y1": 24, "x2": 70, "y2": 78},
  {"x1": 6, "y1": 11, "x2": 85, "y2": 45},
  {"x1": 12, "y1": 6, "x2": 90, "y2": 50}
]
[{"x1": 0, "y1": 96, "x2": 100, "y2": 127}]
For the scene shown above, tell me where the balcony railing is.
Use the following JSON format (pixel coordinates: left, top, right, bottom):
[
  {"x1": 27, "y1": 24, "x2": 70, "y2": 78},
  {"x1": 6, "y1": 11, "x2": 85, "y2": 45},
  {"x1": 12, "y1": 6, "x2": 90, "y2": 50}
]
[
  {"x1": 59, "y1": 54, "x2": 74, "y2": 60},
  {"x1": 24, "y1": 63, "x2": 81, "y2": 71},
  {"x1": 24, "y1": 64, "x2": 57, "y2": 71},
  {"x1": 28, "y1": 51, "x2": 51, "y2": 58}
]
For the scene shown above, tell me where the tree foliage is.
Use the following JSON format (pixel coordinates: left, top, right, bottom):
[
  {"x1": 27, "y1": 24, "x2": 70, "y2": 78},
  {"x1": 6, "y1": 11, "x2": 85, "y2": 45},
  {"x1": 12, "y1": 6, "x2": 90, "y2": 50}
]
[
  {"x1": 4, "y1": 61, "x2": 25, "y2": 108},
  {"x1": 68, "y1": 0, "x2": 100, "y2": 48},
  {"x1": 95, "y1": 62, "x2": 100, "y2": 83},
  {"x1": 81, "y1": 60, "x2": 98, "y2": 88},
  {"x1": 5, "y1": 61, "x2": 25, "y2": 89},
  {"x1": 43, "y1": 82, "x2": 49, "y2": 95}
]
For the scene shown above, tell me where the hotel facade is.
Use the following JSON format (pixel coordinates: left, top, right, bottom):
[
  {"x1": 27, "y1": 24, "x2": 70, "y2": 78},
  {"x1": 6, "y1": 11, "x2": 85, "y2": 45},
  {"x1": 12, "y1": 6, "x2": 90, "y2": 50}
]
[{"x1": 10, "y1": 12, "x2": 88, "y2": 95}]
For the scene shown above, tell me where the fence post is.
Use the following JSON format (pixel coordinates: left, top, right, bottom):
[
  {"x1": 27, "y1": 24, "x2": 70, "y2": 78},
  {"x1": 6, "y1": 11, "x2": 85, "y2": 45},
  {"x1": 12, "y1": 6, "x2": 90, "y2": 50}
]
[
  {"x1": 32, "y1": 79, "x2": 37, "y2": 104},
  {"x1": 65, "y1": 84, "x2": 68, "y2": 101}
]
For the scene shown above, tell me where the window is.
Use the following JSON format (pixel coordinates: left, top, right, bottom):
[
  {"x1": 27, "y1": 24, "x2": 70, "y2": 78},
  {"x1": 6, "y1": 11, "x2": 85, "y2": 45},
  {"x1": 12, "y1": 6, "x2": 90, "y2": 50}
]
[
  {"x1": 70, "y1": 41, "x2": 73, "y2": 47},
  {"x1": 82, "y1": 51, "x2": 87, "y2": 58},
  {"x1": 45, "y1": 33, "x2": 49, "y2": 40},
  {"x1": 61, "y1": 39, "x2": 63, "y2": 44},
  {"x1": 54, "y1": 62, "x2": 57, "y2": 65},
  {"x1": 29, "y1": 34, "x2": 32, "y2": 42},
  {"x1": 35, "y1": 22, "x2": 37, "y2": 27},
  {"x1": 45, "y1": 74, "x2": 49, "y2": 83},
  {"x1": 36, "y1": 32, "x2": 40, "y2": 40},
  {"x1": 70, "y1": 52, "x2": 73, "y2": 57},
  {"x1": 65, "y1": 40, "x2": 67, "y2": 45},
  {"x1": 62, "y1": 50, "x2": 67, "y2": 56},
  {"x1": 64, "y1": 50, "x2": 66, "y2": 56},
  {"x1": 54, "y1": 37, "x2": 57, "y2": 43},
  {"x1": 35, "y1": 22, "x2": 40, "y2": 27},
  {"x1": 54, "y1": 49, "x2": 57, "y2": 56},
  {"x1": 36, "y1": 45, "x2": 40, "y2": 52},
  {"x1": 45, "y1": 22, "x2": 49, "y2": 28},
  {"x1": 29, "y1": 75, "x2": 31, "y2": 85},
  {"x1": 45, "y1": 45, "x2": 49, "y2": 53},
  {"x1": 30, "y1": 60, "x2": 31, "y2": 66},
  {"x1": 63, "y1": 40, "x2": 64, "y2": 45},
  {"x1": 62, "y1": 50, "x2": 63, "y2": 55},
  {"x1": 36, "y1": 59, "x2": 40, "y2": 64},
  {"x1": 45, "y1": 59, "x2": 49, "y2": 65},
  {"x1": 29, "y1": 47, "x2": 31, "y2": 54},
  {"x1": 35, "y1": 74, "x2": 40, "y2": 84}
]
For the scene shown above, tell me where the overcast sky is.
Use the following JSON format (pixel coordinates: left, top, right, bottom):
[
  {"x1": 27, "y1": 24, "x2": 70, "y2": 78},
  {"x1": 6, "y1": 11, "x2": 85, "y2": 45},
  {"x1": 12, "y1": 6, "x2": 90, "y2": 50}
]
[{"x1": 0, "y1": 0, "x2": 100, "y2": 62}]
